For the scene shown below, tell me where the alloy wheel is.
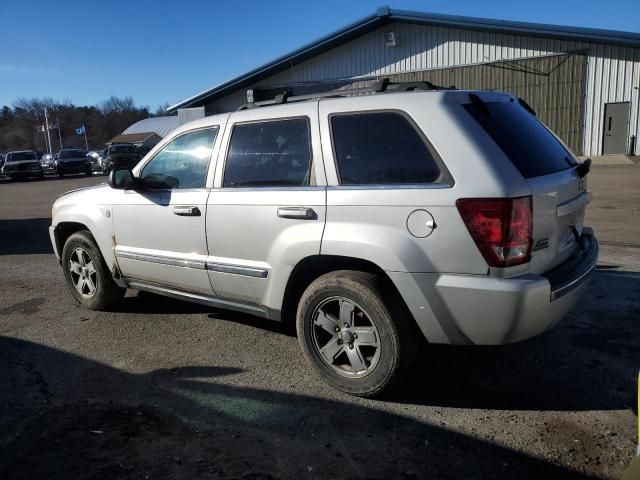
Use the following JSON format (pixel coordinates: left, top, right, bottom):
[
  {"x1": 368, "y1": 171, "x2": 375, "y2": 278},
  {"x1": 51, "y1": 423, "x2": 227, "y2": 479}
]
[
  {"x1": 69, "y1": 247, "x2": 98, "y2": 298},
  {"x1": 311, "y1": 296, "x2": 381, "y2": 377}
]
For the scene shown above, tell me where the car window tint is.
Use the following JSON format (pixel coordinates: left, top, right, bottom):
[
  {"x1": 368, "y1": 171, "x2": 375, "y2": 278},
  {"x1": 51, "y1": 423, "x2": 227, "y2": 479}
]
[
  {"x1": 223, "y1": 118, "x2": 311, "y2": 188},
  {"x1": 141, "y1": 128, "x2": 217, "y2": 189},
  {"x1": 330, "y1": 112, "x2": 441, "y2": 185},
  {"x1": 463, "y1": 101, "x2": 576, "y2": 178}
]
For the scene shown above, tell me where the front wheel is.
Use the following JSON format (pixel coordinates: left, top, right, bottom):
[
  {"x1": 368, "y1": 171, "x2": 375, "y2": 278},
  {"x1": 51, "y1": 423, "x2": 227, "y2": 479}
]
[
  {"x1": 61, "y1": 230, "x2": 125, "y2": 310},
  {"x1": 296, "y1": 271, "x2": 417, "y2": 397}
]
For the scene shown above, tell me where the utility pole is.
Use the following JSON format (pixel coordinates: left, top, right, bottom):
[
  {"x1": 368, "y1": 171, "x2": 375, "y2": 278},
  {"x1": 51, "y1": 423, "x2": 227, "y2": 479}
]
[
  {"x1": 44, "y1": 108, "x2": 53, "y2": 157},
  {"x1": 82, "y1": 124, "x2": 89, "y2": 150},
  {"x1": 57, "y1": 116, "x2": 63, "y2": 149}
]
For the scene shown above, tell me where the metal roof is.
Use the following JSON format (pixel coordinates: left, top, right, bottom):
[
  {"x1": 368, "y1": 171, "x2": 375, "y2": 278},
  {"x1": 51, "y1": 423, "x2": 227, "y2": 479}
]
[
  {"x1": 122, "y1": 116, "x2": 179, "y2": 138},
  {"x1": 168, "y1": 7, "x2": 640, "y2": 112},
  {"x1": 108, "y1": 132, "x2": 161, "y2": 145}
]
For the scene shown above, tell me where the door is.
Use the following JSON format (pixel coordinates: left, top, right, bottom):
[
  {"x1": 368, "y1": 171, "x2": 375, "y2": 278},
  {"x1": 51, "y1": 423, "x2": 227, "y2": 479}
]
[
  {"x1": 206, "y1": 102, "x2": 326, "y2": 310},
  {"x1": 603, "y1": 102, "x2": 630, "y2": 154},
  {"x1": 112, "y1": 127, "x2": 220, "y2": 294}
]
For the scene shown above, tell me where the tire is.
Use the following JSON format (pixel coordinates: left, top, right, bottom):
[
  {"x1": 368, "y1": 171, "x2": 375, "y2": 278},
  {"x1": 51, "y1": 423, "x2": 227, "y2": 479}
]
[
  {"x1": 61, "y1": 230, "x2": 125, "y2": 310},
  {"x1": 57, "y1": 169, "x2": 64, "y2": 178},
  {"x1": 296, "y1": 270, "x2": 418, "y2": 397},
  {"x1": 85, "y1": 169, "x2": 92, "y2": 176}
]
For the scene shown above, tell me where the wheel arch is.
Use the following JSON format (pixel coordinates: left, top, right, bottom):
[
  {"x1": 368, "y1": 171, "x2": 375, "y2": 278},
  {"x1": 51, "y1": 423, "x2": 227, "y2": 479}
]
[
  {"x1": 53, "y1": 203, "x2": 115, "y2": 270},
  {"x1": 55, "y1": 221, "x2": 90, "y2": 256},
  {"x1": 279, "y1": 255, "x2": 420, "y2": 336}
]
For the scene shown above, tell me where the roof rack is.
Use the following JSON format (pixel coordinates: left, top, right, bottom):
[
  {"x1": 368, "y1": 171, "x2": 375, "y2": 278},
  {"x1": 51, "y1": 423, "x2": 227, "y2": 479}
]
[{"x1": 236, "y1": 79, "x2": 455, "y2": 110}]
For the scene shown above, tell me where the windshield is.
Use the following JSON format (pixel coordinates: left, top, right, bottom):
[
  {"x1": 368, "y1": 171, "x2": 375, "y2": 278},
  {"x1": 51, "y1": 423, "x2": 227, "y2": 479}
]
[
  {"x1": 110, "y1": 145, "x2": 137, "y2": 154},
  {"x1": 59, "y1": 150, "x2": 87, "y2": 159},
  {"x1": 7, "y1": 151, "x2": 37, "y2": 162},
  {"x1": 463, "y1": 100, "x2": 577, "y2": 178}
]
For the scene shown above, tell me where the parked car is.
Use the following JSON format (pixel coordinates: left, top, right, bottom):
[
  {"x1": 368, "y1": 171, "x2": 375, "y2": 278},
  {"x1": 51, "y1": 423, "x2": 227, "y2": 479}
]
[
  {"x1": 86, "y1": 150, "x2": 100, "y2": 165},
  {"x1": 137, "y1": 145, "x2": 153, "y2": 157},
  {"x1": 49, "y1": 86, "x2": 598, "y2": 396},
  {"x1": 2, "y1": 150, "x2": 44, "y2": 180},
  {"x1": 41, "y1": 153, "x2": 55, "y2": 171},
  {"x1": 100, "y1": 144, "x2": 141, "y2": 174},
  {"x1": 55, "y1": 149, "x2": 92, "y2": 177}
]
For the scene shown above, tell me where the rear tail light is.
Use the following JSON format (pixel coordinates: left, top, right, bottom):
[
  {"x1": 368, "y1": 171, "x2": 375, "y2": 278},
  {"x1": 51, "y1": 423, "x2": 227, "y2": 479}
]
[{"x1": 456, "y1": 196, "x2": 532, "y2": 268}]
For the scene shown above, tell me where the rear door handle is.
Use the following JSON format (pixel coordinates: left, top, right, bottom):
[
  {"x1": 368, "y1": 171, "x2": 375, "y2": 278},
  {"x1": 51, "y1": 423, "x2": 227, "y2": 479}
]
[
  {"x1": 173, "y1": 205, "x2": 201, "y2": 216},
  {"x1": 277, "y1": 207, "x2": 316, "y2": 219}
]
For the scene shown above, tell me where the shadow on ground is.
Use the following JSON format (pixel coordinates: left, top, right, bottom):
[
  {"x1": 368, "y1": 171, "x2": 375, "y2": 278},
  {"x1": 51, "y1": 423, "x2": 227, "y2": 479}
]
[
  {"x1": 111, "y1": 267, "x2": 640, "y2": 414},
  {"x1": 388, "y1": 268, "x2": 639, "y2": 413},
  {"x1": 0, "y1": 336, "x2": 597, "y2": 480},
  {"x1": 0, "y1": 219, "x2": 53, "y2": 255}
]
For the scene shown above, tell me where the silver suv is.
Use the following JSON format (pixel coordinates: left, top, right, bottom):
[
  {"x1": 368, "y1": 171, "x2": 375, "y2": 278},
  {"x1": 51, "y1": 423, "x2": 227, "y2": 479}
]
[{"x1": 49, "y1": 85, "x2": 598, "y2": 396}]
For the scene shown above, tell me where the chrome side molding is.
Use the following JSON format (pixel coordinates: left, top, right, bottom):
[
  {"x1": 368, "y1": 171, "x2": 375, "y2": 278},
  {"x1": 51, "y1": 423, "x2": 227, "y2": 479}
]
[
  {"x1": 206, "y1": 262, "x2": 268, "y2": 278},
  {"x1": 116, "y1": 250, "x2": 207, "y2": 270},
  {"x1": 115, "y1": 247, "x2": 268, "y2": 278}
]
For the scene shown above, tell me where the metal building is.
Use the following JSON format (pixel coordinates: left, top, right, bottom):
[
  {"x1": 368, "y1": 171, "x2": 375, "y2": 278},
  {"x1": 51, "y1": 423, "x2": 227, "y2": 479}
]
[
  {"x1": 122, "y1": 116, "x2": 179, "y2": 138},
  {"x1": 168, "y1": 7, "x2": 640, "y2": 156}
]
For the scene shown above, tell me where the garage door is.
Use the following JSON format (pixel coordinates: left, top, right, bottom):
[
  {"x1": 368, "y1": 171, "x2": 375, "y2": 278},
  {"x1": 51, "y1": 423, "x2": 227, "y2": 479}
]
[{"x1": 388, "y1": 53, "x2": 587, "y2": 155}]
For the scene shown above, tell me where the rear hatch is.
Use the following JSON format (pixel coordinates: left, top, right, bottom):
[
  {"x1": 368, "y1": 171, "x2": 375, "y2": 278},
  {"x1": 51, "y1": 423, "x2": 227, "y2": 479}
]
[
  {"x1": 111, "y1": 153, "x2": 140, "y2": 167},
  {"x1": 464, "y1": 95, "x2": 590, "y2": 274}
]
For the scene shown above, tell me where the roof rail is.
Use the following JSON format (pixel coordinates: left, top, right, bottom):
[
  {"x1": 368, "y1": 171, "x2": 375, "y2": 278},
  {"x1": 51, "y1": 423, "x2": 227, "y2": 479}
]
[{"x1": 236, "y1": 79, "x2": 454, "y2": 110}]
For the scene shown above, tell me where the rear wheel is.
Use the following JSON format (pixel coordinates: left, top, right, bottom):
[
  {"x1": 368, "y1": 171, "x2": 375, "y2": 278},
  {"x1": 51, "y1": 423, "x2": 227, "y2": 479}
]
[
  {"x1": 296, "y1": 270, "x2": 417, "y2": 397},
  {"x1": 61, "y1": 230, "x2": 125, "y2": 310}
]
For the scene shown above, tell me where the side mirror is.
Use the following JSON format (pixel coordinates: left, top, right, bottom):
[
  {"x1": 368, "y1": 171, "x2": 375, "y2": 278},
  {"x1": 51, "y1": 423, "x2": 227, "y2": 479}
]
[{"x1": 109, "y1": 168, "x2": 135, "y2": 190}]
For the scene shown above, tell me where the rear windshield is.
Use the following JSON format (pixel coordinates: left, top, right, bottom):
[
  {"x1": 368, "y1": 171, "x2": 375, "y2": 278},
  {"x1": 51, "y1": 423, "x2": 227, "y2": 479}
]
[
  {"x1": 7, "y1": 151, "x2": 37, "y2": 161},
  {"x1": 110, "y1": 145, "x2": 137, "y2": 154},
  {"x1": 59, "y1": 150, "x2": 86, "y2": 159},
  {"x1": 463, "y1": 100, "x2": 577, "y2": 178}
]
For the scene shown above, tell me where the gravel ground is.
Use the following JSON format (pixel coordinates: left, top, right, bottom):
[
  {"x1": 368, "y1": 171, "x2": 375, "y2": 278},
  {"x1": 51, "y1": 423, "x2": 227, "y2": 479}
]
[{"x1": 0, "y1": 168, "x2": 638, "y2": 479}]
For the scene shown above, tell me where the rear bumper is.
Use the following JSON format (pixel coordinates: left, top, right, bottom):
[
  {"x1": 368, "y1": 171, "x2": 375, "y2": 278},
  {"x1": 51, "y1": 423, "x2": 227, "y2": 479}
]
[
  {"x1": 389, "y1": 230, "x2": 598, "y2": 345},
  {"x1": 58, "y1": 163, "x2": 91, "y2": 173}
]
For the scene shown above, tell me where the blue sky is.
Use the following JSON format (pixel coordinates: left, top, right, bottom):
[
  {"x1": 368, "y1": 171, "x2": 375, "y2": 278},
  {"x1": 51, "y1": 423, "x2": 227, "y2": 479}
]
[{"x1": 0, "y1": 0, "x2": 637, "y2": 109}]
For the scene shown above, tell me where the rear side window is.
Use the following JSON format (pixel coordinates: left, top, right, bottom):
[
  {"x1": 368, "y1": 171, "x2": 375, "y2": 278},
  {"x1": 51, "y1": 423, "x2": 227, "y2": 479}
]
[
  {"x1": 330, "y1": 112, "x2": 442, "y2": 185},
  {"x1": 463, "y1": 100, "x2": 576, "y2": 178},
  {"x1": 223, "y1": 118, "x2": 311, "y2": 188}
]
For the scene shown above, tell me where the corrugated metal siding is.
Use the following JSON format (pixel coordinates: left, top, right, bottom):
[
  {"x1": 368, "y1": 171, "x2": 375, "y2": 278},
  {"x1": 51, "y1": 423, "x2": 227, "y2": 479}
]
[
  {"x1": 583, "y1": 44, "x2": 640, "y2": 155},
  {"x1": 205, "y1": 21, "x2": 640, "y2": 155},
  {"x1": 386, "y1": 54, "x2": 586, "y2": 153}
]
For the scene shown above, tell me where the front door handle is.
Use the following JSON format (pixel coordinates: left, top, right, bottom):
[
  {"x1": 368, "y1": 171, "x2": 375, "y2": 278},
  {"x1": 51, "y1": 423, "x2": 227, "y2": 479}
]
[
  {"x1": 173, "y1": 205, "x2": 201, "y2": 216},
  {"x1": 277, "y1": 206, "x2": 316, "y2": 219}
]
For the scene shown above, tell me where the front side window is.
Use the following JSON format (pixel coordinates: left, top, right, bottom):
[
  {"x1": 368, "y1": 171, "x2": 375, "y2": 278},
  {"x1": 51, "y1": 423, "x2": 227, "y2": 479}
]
[
  {"x1": 223, "y1": 118, "x2": 311, "y2": 188},
  {"x1": 141, "y1": 128, "x2": 218, "y2": 189},
  {"x1": 331, "y1": 112, "x2": 442, "y2": 185}
]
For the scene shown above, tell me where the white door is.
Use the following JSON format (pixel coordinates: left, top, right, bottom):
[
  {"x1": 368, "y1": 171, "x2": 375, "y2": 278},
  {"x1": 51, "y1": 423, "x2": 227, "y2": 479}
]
[
  {"x1": 112, "y1": 127, "x2": 220, "y2": 294},
  {"x1": 206, "y1": 102, "x2": 326, "y2": 312}
]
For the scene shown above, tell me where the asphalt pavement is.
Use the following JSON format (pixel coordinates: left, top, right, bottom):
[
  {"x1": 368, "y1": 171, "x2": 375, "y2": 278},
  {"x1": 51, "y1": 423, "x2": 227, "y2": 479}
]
[{"x1": 0, "y1": 168, "x2": 639, "y2": 479}]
